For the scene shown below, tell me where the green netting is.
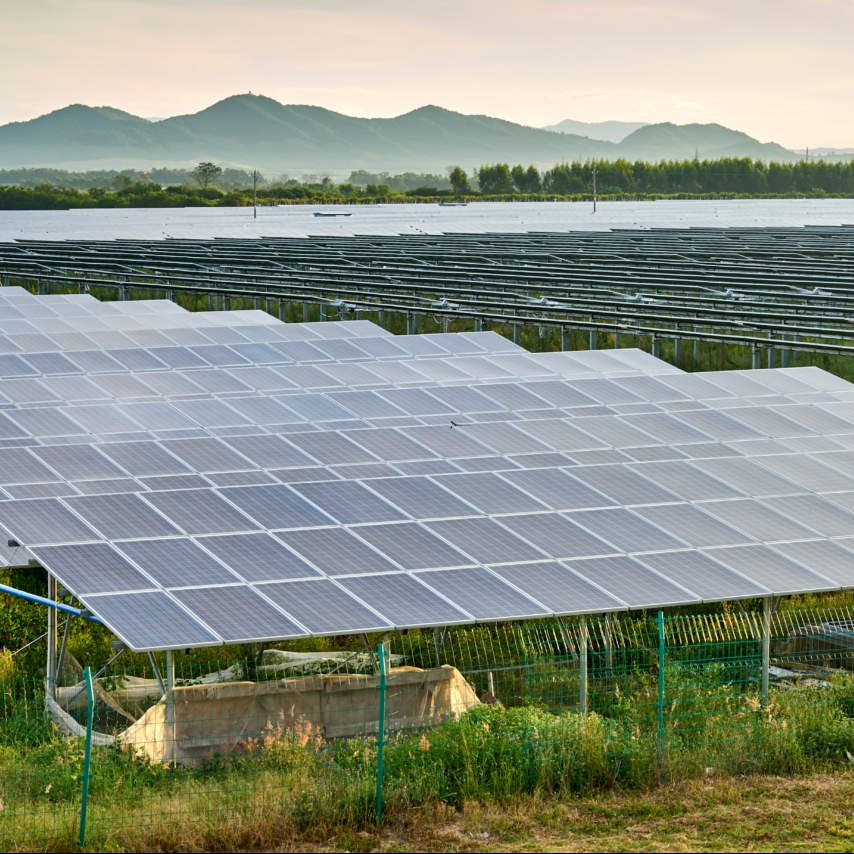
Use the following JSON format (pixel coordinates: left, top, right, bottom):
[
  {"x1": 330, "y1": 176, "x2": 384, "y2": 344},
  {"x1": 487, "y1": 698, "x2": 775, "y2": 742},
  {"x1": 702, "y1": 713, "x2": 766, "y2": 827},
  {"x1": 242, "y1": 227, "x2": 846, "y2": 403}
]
[{"x1": 3, "y1": 604, "x2": 854, "y2": 849}]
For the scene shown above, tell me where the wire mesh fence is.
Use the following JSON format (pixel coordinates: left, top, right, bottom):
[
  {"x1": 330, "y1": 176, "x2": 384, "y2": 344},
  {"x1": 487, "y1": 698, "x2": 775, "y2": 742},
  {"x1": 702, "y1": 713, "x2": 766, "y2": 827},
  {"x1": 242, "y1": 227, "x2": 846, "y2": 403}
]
[{"x1": 3, "y1": 604, "x2": 854, "y2": 849}]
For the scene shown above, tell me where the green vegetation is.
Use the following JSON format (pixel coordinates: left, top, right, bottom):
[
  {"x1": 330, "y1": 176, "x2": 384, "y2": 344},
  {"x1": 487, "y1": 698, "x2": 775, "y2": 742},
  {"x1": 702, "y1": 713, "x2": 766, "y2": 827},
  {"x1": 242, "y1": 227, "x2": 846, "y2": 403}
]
[
  {"x1": 2, "y1": 664, "x2": 854, "y2": 851},
  {"x1": 1, "y1": 157, "x2": 853, "y2": 210}
]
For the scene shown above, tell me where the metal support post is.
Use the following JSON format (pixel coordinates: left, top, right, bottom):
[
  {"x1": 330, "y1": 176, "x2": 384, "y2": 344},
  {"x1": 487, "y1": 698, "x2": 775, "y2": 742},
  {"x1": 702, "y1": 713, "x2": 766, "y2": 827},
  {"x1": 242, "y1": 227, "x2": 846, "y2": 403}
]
[
  {"x1": 302, "y1": 303, "x2": 310, "y2": 322},
  {"x1": 767, "y1": 347, "x2": 775, "y2": 369},
  {"x1": 512, "y1": 323, "x2": 521, "y2": 345},
  {"x1": 579, "y1": 616, "x2": 588, "y2": 714},
  {"x1": 693, "y1": 334, "x2": 700, "y2": 365},
  {"x1": 319, "y1": 304, "x2": 327, "y2": 321},
  {"x1": 651, "y1": 335, "x2": 661, "y2": 358},
  {"x1": 46, "y1": 575, "x2": 57, "y2": 700},
  {"x1": 613, "y1": 330, "x2": 621, "y2": 348},
  {"x1": 751, "y1": 346, "x2": 761, "y2": 369},
  {"x1": 588, "y1": 328, "x2": 597, "y2": 350},
  {"x1": 674, "y1": 336, "x2": 682, "y2": 365},
  {"x1": 165, "y1": 650, "x2": 176, "y2": 767},
  {"x1": 761, "y1": 596, "x2": 772, "y2": 707},
  {"x1": 560, "y1": 327, "x2": 569, "y2": 350},
  {"x1": 474, "y1": 317, "x2": 483, "y2": 332}
]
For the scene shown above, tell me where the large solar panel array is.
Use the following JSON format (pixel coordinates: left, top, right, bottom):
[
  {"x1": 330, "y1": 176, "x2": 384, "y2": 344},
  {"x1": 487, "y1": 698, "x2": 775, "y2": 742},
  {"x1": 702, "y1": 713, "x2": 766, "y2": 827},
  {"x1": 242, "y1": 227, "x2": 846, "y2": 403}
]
[{"x1": 0, "y1": 286, "x2": 853, "y2": 651}]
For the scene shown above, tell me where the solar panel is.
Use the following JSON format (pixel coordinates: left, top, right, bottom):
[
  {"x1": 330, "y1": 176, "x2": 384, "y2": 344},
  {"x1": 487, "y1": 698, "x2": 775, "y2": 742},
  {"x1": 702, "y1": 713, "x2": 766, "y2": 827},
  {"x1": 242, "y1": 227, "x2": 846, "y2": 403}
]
[
  {"x1": 337, "y1": 573, "x2": 471, "y2": 627},
  {"x1": 566, "y1": 555, "x2": 699, "y2": 608},
  {"x1": 258, "y1": 578, "x2": 391, "y2": 634},
  {"x1": 491, "y1": 561, "x2": 624, "y2": 614},
  {"x1": 171, "y1": 585, "x2": 306, "y2": 642},
  {"x1": 416, "y1": 567, "x2": 549, "y2": 620},
  {"x1": 117, "y1": 538, "x2": 240, "y2": 587},
  {"x1": 78, "y1": 591, "x2": 219, "y2": 650}
]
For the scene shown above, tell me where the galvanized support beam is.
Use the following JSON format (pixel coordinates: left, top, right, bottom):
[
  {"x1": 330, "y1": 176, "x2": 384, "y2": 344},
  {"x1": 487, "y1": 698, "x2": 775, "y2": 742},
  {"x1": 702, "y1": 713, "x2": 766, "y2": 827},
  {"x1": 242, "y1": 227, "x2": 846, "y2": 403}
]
[
  {"x1": 512, "y1": 323, "x2": 521, "y2": 345},
  {"x1": 46, "y1": 575, "x2": 57, "y2": 701},
  {"x1": 751, "y1": 345, "x2": 761, "y2": 369},
  {"x1": 588, "y1": 328, "x2": 597, "y2": 350},
  {"x1": 560, "y1": 327, "x2": 569, "y2": 351},
  {"x1": 165, "y1": 650, "x2": 176, "y2": 766},
  {"x1": 651, "y1": 335, "x2": 661, "y2": 358},
  {"x1": 674, "y1": 337, "x2": 682, "y2": 365}
]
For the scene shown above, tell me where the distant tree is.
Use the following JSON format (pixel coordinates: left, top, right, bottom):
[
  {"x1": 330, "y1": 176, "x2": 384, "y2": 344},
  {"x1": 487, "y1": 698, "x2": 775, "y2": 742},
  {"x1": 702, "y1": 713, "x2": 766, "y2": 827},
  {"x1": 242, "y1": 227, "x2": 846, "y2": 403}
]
[
  {"x1": 477, "y1": 163, "x2": 514, "y2": 194},
  {"x1": 449, "y1": 166, "x2": 470, "y2": 195},
  {"x1": 511, "y1": 164, "x2": 542, "y2": 193},
  {"x1": 192, "y1": 162, "x2": 222, "y2": 188}
]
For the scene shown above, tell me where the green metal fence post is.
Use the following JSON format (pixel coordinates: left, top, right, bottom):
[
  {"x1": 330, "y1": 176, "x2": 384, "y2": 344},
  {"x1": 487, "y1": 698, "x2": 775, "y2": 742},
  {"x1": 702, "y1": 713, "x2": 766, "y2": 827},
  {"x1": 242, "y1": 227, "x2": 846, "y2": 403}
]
[
  {"x1": 78, "y1": 666, "x2": 95, "y2": 847},
  {"x1": 761, "y1": 596, "x2": 772, "y2": 707},
  {"x1": 579, "y1": 616, "x2": 588, "y2": 714},
  {"x1": 375, "y1": 642, "x2": 387, "y2": 823},
  {"x1": 656, "y1": 611, "x2": 665, "y2": 760}
]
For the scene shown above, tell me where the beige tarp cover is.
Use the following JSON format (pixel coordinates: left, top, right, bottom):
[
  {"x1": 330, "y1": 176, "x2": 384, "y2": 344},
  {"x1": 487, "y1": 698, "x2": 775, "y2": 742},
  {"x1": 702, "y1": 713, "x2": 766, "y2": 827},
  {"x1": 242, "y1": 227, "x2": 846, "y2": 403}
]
[{"x1": 118, "y1": 665, "x2": 479, "y2": 766}]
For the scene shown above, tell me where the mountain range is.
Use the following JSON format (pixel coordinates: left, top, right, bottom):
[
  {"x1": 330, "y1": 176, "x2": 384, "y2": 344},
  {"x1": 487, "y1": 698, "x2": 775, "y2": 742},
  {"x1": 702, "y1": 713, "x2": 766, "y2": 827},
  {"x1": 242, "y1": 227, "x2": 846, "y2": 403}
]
[{"x1": 0, "y1": 94, "x2": 800, "y2": 174}]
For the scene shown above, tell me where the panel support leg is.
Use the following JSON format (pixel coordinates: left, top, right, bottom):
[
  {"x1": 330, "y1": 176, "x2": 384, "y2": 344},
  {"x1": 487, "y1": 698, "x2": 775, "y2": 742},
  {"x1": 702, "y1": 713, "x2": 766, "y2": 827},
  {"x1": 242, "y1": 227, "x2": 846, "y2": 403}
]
[
  {"x1": 165, "y1": 650, "x2": 176, "y2": 766},
  {"x1": 46, "y1": 575, "x2": 57, "y2": 701}
]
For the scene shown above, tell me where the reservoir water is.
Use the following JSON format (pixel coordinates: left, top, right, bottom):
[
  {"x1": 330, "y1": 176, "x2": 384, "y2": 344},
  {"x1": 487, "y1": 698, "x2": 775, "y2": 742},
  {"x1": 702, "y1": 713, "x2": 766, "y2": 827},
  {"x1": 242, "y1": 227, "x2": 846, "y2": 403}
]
[{"x1": 1, "y1": 198, "x2": 854, "y2": 241}]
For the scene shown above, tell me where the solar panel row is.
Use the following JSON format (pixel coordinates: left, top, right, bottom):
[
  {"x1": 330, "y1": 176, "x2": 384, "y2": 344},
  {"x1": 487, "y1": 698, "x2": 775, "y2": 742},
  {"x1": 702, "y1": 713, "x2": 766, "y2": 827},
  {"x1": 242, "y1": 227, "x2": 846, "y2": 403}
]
[{"x1": 0, "y1": 288, "x2": 852, "y2": 650}]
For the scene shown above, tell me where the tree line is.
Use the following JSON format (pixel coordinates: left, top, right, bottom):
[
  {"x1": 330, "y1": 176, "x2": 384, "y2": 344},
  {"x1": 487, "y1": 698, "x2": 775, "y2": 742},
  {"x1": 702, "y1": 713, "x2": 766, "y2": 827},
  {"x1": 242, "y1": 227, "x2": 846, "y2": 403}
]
[{"x1": 1, "y1": 157, "x2": 854, "y2": 209}]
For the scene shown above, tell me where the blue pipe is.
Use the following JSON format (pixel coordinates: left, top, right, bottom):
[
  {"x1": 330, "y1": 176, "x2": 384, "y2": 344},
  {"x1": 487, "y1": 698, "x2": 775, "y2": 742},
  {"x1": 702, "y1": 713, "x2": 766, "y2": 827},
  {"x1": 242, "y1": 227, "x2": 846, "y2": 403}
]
[{"x1": 0, "y1": 583, "x2": 102, "y2": 624}]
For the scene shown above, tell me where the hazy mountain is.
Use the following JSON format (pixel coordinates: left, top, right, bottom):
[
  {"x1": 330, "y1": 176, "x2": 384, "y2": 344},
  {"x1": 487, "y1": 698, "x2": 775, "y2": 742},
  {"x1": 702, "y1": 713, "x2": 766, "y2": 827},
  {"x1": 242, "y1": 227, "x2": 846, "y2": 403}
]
[
  {"x1": 0, "y1": 95, "x2": 799, "y2": 173},
  {"x1": 543, "y1": 119, "x2": 648, "y2": 143},
  {"x1": 617, "y1": 122, "x2": 794, "y2": 161},
  {"x1": 0, "y1": 95, "x2": 612, "y2": 172}
]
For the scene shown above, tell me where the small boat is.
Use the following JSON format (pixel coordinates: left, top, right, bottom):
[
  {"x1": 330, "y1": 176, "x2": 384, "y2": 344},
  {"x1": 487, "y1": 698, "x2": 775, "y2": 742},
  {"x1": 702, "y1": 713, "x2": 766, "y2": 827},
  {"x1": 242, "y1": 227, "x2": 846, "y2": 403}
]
[
  {"x1": 313, "y1": 211, "x2": 353, "y2": 217},
  {"x1": 438, "y1": 201, "x2": 468, "y2": 207}
]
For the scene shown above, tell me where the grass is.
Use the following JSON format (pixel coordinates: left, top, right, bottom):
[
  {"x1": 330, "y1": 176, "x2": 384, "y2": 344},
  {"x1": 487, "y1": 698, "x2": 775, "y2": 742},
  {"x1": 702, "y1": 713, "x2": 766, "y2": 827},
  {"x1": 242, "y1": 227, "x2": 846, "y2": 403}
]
[
  {"x1": 3, "y1": 678, "x2": 854, "y2": 851},
  {"x1": 365, "y1": 772, "x2": 854, "y2": 853}
]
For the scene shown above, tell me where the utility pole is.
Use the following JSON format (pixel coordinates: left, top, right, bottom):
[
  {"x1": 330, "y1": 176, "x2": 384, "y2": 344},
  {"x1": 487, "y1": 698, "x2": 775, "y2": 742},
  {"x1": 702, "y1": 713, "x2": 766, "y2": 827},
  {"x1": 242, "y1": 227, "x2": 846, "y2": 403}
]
[
  {"x1": 252, "y1": 169, "x2": 258, "y2": 219},
  {"x1": 592, "y1": 165, "x2": 598, "y2": 214}
]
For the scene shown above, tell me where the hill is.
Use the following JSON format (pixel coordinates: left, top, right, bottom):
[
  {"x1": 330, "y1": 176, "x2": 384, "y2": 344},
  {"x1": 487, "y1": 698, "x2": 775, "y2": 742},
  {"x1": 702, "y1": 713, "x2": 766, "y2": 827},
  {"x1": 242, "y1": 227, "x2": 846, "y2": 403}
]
[
  {"x1": 0, "y1": 95, "x2": 799, "y2": 173},
  {"x1": 0, "y1": 95, "x2": 612, "y2": 173},
  {"x1": 616, "y1": 122, "x2": 794, "y2": 161},
  {"x1": 543, "y1": 118, "x2": 648, "y2": 142}
]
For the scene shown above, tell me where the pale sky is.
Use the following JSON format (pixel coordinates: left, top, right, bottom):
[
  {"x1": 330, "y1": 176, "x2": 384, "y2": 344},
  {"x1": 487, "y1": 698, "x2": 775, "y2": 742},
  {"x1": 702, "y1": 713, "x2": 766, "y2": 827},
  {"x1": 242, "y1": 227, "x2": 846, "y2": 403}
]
[{"x1": 2, "y1": 0, "x2": 853, "y2": 148}]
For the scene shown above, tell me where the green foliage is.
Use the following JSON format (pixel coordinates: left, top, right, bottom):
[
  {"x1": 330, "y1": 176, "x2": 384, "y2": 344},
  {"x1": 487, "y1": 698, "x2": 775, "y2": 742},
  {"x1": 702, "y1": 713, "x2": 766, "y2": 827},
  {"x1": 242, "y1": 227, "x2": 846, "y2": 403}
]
[
  {"x1": 191, "y1": 161, "x2": 223, "y2": 188},
  {"x1": 448, "y1": 166, "x2": 470, "y2": 195},
  {"x1": 2, "y1": 156, "x2": 854, "y2": 209}
]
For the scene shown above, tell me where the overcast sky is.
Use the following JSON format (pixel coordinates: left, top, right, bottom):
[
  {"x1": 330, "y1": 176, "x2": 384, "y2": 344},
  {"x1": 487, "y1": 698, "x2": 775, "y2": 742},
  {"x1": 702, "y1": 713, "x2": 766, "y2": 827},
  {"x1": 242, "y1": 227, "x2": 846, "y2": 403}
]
[{"x1": 2, "y1": 0, "x2": 853, "y2": 147}]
